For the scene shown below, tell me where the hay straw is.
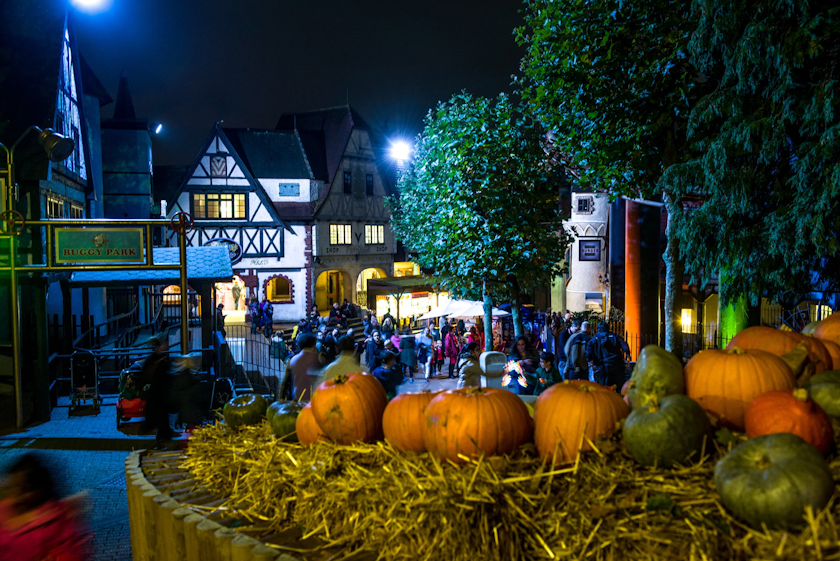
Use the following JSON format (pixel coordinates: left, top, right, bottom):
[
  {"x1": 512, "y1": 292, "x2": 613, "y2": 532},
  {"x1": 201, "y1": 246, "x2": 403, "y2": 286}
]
[{"x1": 179, "y1": 421, "x2": 840, "y2": 560}]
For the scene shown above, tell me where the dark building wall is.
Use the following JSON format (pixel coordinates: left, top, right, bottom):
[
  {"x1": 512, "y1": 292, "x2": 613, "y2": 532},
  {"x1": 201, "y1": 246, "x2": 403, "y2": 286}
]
[{"x1": 101, "y1": 127, "x2": 152, "y2": 218}]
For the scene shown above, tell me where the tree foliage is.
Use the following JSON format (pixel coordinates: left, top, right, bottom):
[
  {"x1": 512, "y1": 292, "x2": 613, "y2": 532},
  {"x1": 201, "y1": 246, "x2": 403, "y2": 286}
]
[
  {"x1": 389, "y1": 93, "x2": 573, "y2": 332},
  {"x1": 663, "y1": 0, "x2": 840, "y2": 305}
]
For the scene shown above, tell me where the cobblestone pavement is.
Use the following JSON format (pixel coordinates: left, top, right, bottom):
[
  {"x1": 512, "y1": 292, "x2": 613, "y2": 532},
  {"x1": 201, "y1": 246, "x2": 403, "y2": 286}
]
[{"x1": 0, "y1": 444, "x2": 133, "y2": 561}]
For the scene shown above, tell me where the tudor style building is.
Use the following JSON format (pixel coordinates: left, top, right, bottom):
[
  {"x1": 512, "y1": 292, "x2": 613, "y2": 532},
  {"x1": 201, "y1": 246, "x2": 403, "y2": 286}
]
[{"x1": 165, "y1": 105, "x2": 398, "y2": 322}]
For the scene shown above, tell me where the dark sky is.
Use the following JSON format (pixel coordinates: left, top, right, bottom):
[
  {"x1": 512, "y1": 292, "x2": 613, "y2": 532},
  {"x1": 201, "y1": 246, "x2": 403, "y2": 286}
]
[{"x1": 74, "y1": 0, "x2": 526, "y2": 166}]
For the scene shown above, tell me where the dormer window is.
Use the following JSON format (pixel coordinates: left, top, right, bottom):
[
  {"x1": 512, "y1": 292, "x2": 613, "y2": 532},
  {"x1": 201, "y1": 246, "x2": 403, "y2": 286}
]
[{"x1": 193, "y1": 193, "x2": 246, "y2": 219}]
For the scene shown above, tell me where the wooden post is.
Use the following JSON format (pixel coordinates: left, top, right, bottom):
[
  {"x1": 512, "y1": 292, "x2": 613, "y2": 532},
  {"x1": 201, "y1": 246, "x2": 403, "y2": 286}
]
[
  {"x1": 196, "y1": 519, "x2": 224, "y2": 561},
  {"x1": 231, "y1": 535, "x2": 262, "y2": 561},
  {"x1": 154, "y1": 497, "x2": 180, "y2": 560},
  {"x1": 169, "y1": 508, "x2": 193, "y2": 561},
  {"x1": 214, "y1": 527, "x2": 238, "y2": 561},
  {"x1": 182, "y1": 513, "x2": 205, "y2": 561},
  {"x1": 141, "y1": 488, "x2": 162, "y2": 560}
]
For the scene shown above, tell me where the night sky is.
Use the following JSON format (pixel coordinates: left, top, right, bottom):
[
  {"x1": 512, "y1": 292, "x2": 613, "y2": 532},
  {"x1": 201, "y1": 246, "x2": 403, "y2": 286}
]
[{"x1": 74, "y1": 0, "x2": 525, "y2": 166}]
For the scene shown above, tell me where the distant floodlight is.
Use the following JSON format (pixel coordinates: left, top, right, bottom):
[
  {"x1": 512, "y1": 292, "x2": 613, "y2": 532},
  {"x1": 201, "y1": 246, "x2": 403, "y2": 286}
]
[
  {"x1": 389, "y1": 140, "x2": 411, "y2": 162},
  {"x1": 155, "y1": 124, "x2": 163, "y2": 134},
  {"x1": 70, "y1": 0, "x2": 112, "y2": 14}
]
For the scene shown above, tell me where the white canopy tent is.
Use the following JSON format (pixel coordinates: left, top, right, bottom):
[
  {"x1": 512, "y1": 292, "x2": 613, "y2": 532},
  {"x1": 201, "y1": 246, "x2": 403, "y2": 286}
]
[
  {"x1": 449, "y1": 301, "x2": 510, "y2": 319},
  {"x1": 418, "y1": 298, "x2": 511, "y2": 320}
]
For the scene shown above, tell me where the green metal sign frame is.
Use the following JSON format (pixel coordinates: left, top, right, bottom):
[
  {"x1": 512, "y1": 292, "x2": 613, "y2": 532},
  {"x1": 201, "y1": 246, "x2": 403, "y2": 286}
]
[{"x1": 54, "y1": 227, "x2": 145, "y2": 264}]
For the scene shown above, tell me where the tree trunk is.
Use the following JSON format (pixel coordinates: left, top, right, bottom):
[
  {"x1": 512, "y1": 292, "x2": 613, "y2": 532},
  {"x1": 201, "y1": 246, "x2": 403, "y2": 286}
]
[
  {"x1": 509, "y1": 279, "x2": 525, "y2": 338},
  {"x1": 662, "y1": 192, "x2": 684, "y2": 360},
  {"x1": 483, "y1": 283, "x2": 494, "y2": 353}
]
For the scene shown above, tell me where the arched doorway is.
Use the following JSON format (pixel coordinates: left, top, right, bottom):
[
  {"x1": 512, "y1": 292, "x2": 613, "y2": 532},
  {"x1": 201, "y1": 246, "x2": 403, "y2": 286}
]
[
  {"x1": 356, "y1": 267, "x2": 387, "y2": 308},
  {"x1": 315, "y1": 270, "x2": 350, "y2": 313}
]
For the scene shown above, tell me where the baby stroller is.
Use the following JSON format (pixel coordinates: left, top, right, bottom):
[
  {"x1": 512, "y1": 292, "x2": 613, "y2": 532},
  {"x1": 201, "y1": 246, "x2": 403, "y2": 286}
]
[
  {"x1": 116, "y1": 361, "x2": 147, "y2": 429},
  {"x1": 69, "y1": 351, "x2": 102, "y2": 415}
]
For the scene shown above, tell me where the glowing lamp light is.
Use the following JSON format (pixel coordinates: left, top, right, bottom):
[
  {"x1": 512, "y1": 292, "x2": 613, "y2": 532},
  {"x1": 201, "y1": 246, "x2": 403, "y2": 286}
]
[
  {"x1": 681, "y1": 308, "x2": 693, "y2": 330},
  {"x1": 70, "y1": 0, "x2": 113, "y2": 14},
  {"x1": 389, "y1": 140, "x2": 411, "y2": 162},
  {"x1": 155, "y1": 124, "x2": 163, "y2": 134}
]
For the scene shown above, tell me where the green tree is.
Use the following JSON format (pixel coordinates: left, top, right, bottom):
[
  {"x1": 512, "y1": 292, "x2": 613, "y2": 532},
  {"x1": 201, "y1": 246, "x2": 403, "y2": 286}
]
[
  {"x1": 389, "y1": 93, "x2": 573, "y2": 348},
  {"x1": 663, "y1": 0, "x2": 840, "y2": 307},
  {"x1": 516, "y1": 0, "x2": 708, "y2": 354}
]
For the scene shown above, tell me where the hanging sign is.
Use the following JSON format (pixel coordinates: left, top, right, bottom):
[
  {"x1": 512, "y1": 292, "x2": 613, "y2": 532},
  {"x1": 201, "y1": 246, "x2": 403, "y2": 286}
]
[
  {"x1": 55, "y1": 228, "x2": 144, "y2": 263},
  {"x1": 203, "y1": 237, "x2": 242, "y2": 265}
]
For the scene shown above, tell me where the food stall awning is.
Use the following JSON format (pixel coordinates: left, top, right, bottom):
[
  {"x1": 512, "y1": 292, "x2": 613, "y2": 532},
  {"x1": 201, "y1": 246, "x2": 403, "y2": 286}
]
[
  {"x1": 69, "y1": 247, "x2": 233, "y2": 287},
  {"x1": 366, "y1": 275, "x2": 442, "y2": 295}
]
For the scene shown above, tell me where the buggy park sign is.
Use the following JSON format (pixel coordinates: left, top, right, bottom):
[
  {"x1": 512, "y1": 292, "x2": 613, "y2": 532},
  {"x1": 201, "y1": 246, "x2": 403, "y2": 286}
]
[{"x1": 55, "y1": 228, "x2": 144, "y2": 263}]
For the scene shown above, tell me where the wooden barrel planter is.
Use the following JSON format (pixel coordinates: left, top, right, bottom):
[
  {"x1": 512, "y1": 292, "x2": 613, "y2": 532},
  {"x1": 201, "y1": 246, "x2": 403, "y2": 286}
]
[{"x1": 125, "y1": 450, "x2": 297, "y2": 561}]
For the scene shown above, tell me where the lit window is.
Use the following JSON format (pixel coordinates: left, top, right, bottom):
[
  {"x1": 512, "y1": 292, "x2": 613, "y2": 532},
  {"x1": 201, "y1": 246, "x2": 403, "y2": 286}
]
[
  {"x1": 69, "y1": 205, "x2": 84, "y2": 219},
  {"x1": 343, "y1": 171, "x2": 352, "y2": 194},
  {"x1": 366, "y1": 174, "x2": 373, "y2": 196},
  {"x1": 364, "y1": 224, "x2": 384, "y2": 245},
  {"x1": 267, "y1": 277, "x2": 291, "y2": 301},
  {"x1": 193, "y1": 193, "x2": 245, "y2": 219},
  {"x1": 46, "y1": 197, "x2": 64, "y2": 218},
  {"x1": 329, "y1": 224, "x2": 352, "y2": 245}
]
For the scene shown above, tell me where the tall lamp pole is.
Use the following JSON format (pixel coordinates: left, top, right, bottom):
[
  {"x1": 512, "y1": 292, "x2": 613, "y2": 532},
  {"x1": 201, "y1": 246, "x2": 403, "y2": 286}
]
[{"x1": 1, "y1": 126, "x2": 75, "y2": 428}]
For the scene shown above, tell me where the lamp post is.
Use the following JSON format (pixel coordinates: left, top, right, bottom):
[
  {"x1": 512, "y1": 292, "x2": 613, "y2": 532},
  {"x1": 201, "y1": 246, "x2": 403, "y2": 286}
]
[{"x1": 1, "y1": 125, "x2": 75, "y2": 428}]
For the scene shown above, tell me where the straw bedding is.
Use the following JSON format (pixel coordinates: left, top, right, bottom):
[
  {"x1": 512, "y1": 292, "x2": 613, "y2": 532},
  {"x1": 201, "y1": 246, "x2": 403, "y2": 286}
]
[{"x1": 180, "y1": 421, "x2": 840, "y2": 560}]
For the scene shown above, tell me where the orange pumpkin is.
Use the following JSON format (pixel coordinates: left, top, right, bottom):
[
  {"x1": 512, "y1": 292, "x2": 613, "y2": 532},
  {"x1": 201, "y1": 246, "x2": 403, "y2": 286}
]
[
  {"x1": 727, "y1": 326, "x2": 831, "y2": 374},
  {"x1": 311, "y1": 372, "x2": 387, "y2": 444},
  {"x1": 744, "y1": 388, "x2": 834, "y2": 455},
  {"x1": 814, "y1": 313, "x2": 840, "y2": 347},
  {"x1": 296, "y1": 402, "x2": 327, "y2": 446},
  {"x1": 423, "y1": 387, "x2": 532, "y2": 464},
  {"x1": 533, "y1": 380, "x2": 630, "y2": 464},
  {"x1": 816, "y1": 338, "x2": 840, "y2": 370},
  {"x1": 685, "y1": 347, "x2": 796, "y2": 430},
  {"x1": 383, "y1": 390, "x2": 437, "y2": 452}
]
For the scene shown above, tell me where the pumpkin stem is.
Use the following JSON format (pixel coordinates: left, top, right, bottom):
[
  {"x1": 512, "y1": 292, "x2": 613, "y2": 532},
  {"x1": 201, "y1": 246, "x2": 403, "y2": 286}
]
[
  {"x1": 727, "y1": 346, "x2": 747, "y2": 355},
  {"x1": 755, "y1": 454, "x2": 772, "y2": 470},
  {"x1": 792, "y1": 388, "x2": 809, "y2": 402}
]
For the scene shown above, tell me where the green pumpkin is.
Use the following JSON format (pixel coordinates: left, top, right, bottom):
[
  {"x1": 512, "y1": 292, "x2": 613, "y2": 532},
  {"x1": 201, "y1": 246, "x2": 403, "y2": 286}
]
[
  {"x1": 805, "y1": 370, "x2": 840, "y2": 417},
  {"x1": 627, "y1": 345, "x2": 685, "y2": 408},
  {"x1": 267, "y1": 401, "x2": 304, "y2": 441},
  {"x1": 714, "y1": 433, "x2": 834, "y2": 530},
  {"x1": 223, "y1": 394, "x2": 268, "y2": 429},
  {"x1": 623, "y1": 394, "x2": 710, "y2": 467}
]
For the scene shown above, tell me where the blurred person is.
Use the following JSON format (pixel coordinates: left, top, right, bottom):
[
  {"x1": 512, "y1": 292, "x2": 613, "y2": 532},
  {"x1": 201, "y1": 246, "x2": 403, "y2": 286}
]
[
  {"x1": 366, "y1": 331, "x2": 385, "y2": 370},
  {"x1": 215, "y1": 303, "x2": 226, "y2": 338},
  {"x1": 282, "y1": 333, "x2": 321, "y2": 401},
  {"x1": 444, "y1": 327, "x2": 461, "y2": 378},
  {"x1": 140, "y1": 337, "x2": 176, "y2": 441},
  {"x1": 565, "y1": 321, "x2": 592, "y2": 380},
  {"x1": 373, "y1": 351, "x2": 402, "y2": 399},
  {"x1": 0, "y1": 453, "x2": 90, "y2": 561},
  {"x1": 586, "y1": 323, "x2": 630, "y2": 389},
  {"x1": 399, "y1": 328, "x2": 416, "y2": 383},
  {"x1": 415, "y1": 327, "x2": 434, "y2": 381},
  {"x1": 319, "y1": 336, "x2": 366, "y2": 385},
  {"x1": 456, "y1": 342, "x2": 483, "y2": 389},
  {"x1": 534, "y1": 352, "x2": 563, "y2": 396},
  {"x1": 506, "y1": 336, "x2": 538, "y2": 395}
]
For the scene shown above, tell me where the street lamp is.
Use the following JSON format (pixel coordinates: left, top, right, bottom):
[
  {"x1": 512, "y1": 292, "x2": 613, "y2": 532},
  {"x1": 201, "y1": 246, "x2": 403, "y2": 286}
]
[
  {"x1": 389, "y1": 140, "x2": 411, "y2": 165},
  {"x1": 69, "y1": 0, "x2": 113, "y2": 14},
  {"x1": 0, "y1": 125, "x2": 75, "y2": 429}
]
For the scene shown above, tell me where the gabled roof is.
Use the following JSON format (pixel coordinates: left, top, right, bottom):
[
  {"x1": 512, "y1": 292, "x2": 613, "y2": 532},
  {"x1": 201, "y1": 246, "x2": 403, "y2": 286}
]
[
  {"x1": 222, "y1": 128, "x2": 314, "y2": 180},
  {"x1": 167, "y1": 124, "x2": 292, "y2": 230}
]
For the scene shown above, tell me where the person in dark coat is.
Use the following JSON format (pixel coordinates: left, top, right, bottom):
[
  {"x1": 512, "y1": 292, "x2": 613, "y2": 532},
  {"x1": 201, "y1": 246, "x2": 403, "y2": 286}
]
[
  {"x1": 215, "y1": 304, "x2": 226, "y2": 338},
  {"x1": 140, "y1": 338, "x2": 175, "y2": 441},
  {"x1": 373, "y1": 352, "x2": 402, "y2": 399},
  {"x1": 506, "y1": 336, "x2": 538, "y2": 395},
  {"x1": 585, "y1": 323, "x2": 630, "y2": 389},
  {"x1": 399, "y1": 328, "x2": 417, "y2": 383},
  {"x1": 366, "y1": 331, "x2": 385, "y2": 370},
  {"x1": 555, "y1": 320, "x2": 579, "y2": 373}
]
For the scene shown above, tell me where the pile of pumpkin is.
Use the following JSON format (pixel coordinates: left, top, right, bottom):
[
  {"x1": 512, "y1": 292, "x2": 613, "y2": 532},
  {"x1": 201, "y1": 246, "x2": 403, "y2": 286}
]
[{"x1": 218, "y1": 314, "x2": 840, "y2": 533}]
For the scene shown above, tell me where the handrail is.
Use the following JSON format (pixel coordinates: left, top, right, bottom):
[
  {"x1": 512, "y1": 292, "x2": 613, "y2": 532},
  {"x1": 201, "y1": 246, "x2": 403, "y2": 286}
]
[{"x1": 72, "y1": 303, "x2": 140, "y2": 348}]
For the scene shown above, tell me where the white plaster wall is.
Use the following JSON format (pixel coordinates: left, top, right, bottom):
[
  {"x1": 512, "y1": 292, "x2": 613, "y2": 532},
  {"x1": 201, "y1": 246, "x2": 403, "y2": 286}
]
[
  {"x1": 248, "y1": 192, "x2": 273, "y2": 222},
  {"x1": 565, "y1": 192, "x2": 610, "y2": 312},
  {"x1": 255, "y1": 269, "x2": 307, "y2": 321},
  {"x1": 259, "y1": 178, "x2": 315, "y2": 203}
]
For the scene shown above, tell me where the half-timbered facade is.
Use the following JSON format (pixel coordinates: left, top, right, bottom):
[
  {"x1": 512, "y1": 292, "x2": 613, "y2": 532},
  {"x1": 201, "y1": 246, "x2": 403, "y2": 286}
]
[{"x1": 166, "y1": 105, "x2": 397, "y2": 322}]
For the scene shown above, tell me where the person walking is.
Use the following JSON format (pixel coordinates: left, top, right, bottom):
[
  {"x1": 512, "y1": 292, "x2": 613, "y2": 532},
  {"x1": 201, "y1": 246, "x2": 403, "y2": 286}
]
[
  {"x1": 399, "y1": 328, "x2": 417, "y2": 383},
  {"x1": 365, "y1": 331, "x2": 385, "y2": 371},
  {"x1": 249, "y1": 297, "x2": 261, "y2": 334},
  {"x1": 215, "y1": 303, "x2": 226, "y2": 338},
  {"x1": 555, "y1": 320, "x2": 579, "y2": 373},
  {"x1": 140, "y1": 338, "x2": 175, "y2": 441},
  {"x1": 585, "y1": 323, "x2": 630, "y2": 389},
  {"x1": 415, "y1": 327, "x2": 434, "y2": 381},
  {"x1": 444, "y1": 327, "x2": 461, "y2": 379},
  {"x1": 564, "y1": 321, "x2": 592, "y2": 380},
  {"x1": 456, "y1": 342, "x2": 483, "y2": 389}
]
